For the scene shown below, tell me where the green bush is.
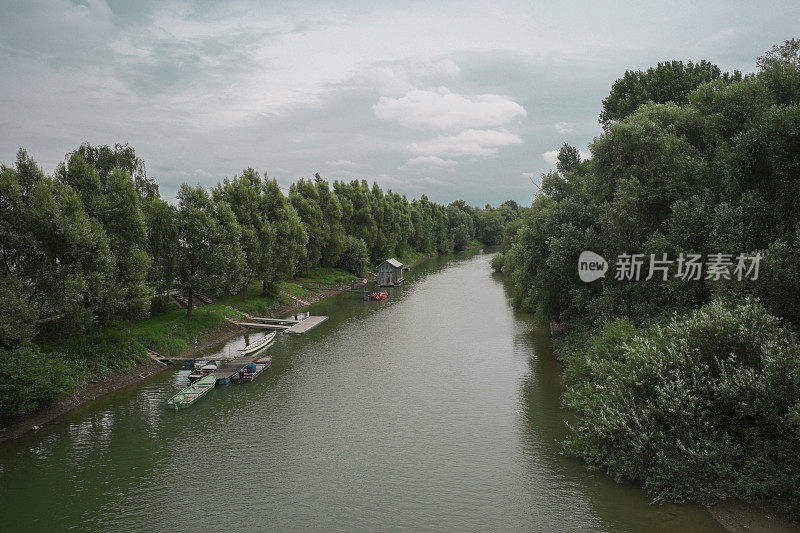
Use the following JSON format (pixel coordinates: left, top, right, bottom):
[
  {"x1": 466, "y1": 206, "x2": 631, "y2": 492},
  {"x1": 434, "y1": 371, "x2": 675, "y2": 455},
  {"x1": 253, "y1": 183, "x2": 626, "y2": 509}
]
[
  {"x1": 490, "y1": 253, "x2": 505, "y2": 272},
  {"x1": 149, "y1": 294, "x2": 176, "y2": 315},
  {"x1": 336, "y1": 236, "x2": 369, "y2": 276},
  {"x1": 56, "y1": 330, "x2": 148, "y2": 378},
  {"x1": 0, "y1": 344, "x2": 74, "y2": 419},
  {"x1": 562, "y1": 299, "x2": 800, "y2": 516}
]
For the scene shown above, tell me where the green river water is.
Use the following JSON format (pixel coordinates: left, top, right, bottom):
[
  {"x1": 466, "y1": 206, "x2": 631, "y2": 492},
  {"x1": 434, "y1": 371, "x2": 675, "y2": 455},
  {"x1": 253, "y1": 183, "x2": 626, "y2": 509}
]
[{"x1": 0, "y1": 250, "x2": 724, "y2": 532}]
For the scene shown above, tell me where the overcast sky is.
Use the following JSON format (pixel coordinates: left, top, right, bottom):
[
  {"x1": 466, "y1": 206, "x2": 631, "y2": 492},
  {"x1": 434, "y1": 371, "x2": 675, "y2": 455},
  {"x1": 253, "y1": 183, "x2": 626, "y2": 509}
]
[{"x1": 1, "y1": 1, "x2": 797, "y2": 206}]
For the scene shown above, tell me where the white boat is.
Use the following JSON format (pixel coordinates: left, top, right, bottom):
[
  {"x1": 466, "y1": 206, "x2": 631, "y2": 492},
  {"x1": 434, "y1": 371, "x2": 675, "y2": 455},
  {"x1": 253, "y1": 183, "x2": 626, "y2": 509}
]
[{"x1": 238, "y1": 332, "x2": 277, "y2": 355}]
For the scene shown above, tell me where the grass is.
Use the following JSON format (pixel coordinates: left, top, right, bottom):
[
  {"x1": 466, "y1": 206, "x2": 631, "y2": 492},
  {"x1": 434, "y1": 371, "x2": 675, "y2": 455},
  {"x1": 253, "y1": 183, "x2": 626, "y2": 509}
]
[
  {"x1": 280, "y1": 281, "x2": 312, "y2": 299},
  {"x1": 216, "y1": 279, "x2": 314, "y2": 317},
  {"x1": 10, "y1": 276, "x2": 341, "y2": 420},
  {"x1": 115, "y1": 306, "x2": 235, "y2": 357},
  {"x1": 393, "y1": 246, "x2": 429, "y2": 266},
  {"x1": 300, "y1": 266, "x2": 358, "y2": 284}
]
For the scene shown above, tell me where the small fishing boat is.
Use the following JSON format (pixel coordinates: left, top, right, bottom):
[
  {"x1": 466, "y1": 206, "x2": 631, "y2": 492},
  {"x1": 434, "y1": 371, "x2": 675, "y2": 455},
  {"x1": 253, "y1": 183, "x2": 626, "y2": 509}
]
[
  {"x1": 216, "y1": 375, "x2": 232, "y2": 385},
  {"x1": 232, "y1": 356, "x2": 272, "y2": 383},
  {"x1": 167, "y1": 374, "x2": 216, "y2": 409},
  {"x1": 188, "y1": 360, "x2": 218, "y2": 382},
  {"x1": 187, "y1": 371, "x2": 205, "y2": 382},
  {"x1": 238, "y1": 332, "x2": 276, "y2": 356}
]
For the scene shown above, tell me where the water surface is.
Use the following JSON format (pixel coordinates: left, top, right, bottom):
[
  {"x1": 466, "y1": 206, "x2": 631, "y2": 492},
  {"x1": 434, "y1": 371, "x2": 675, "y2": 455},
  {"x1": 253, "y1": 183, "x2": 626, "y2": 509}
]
[{"x1": 0, "y1": 250, "x2": 723, "y2": 532}]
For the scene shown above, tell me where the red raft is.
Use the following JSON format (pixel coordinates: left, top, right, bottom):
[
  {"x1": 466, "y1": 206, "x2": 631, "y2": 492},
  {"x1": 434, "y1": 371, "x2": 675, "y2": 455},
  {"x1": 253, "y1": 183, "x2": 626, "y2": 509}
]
[{"x1": 370, "y1": 292, "x2": 388, "y2": 301}]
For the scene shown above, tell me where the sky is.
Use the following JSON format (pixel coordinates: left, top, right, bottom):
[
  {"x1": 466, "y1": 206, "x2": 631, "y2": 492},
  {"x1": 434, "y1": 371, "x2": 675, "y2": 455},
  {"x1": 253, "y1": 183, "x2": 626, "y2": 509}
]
[{"x1": 1, "y1": 1, "x2": 798, "y2": 206}]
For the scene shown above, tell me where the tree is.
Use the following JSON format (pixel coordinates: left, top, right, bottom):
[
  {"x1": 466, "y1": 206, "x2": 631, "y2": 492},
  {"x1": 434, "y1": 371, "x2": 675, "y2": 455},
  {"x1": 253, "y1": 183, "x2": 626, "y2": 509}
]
[
  {"x1": 600, "y1": 60, "x2": 740, "y2": 130},
  {"x1": 69, "y1": 143, "x2": 158, "y2": 200},
  {"x1": 175, "y1": 184, "x2": 244, "y2": 319},
  {"x1": 261, "y1": 178, "x2": 307, "y2": 293},
  {"x1": 58, "y1": 152, "x2": 151, "y2": 320},
  {"x1": 315, "y1": 176, "x2": 346, "y2": 265},
  {"x1": 214, "y1": 169, "x2": 276, "y2": 301},
  {"x1": 1, "y1": 150, "x2": 114, "y2": 329},
  {"x1": 143, "y1": 199, "x2": 178, "y2": 297},
  {"x1": 757, "y1": 37, "x2": 800, "y2": 70},
  {"x1": 289, "y1": 179, "x2": 326, "y2": 270},
  {"x1": 556, "y1": 143, "x2": 581, "y2": 174},
  {"x1": 337, "y1": 236, "x2": 369, "y2": 276},
  {"x1": 446, "y1": 204, "x2": 475, "y2": 251}
]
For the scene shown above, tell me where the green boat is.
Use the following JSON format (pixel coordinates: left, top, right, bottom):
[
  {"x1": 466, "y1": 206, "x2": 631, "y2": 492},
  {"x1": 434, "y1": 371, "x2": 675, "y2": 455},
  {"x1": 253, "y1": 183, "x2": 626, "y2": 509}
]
[{"x1": 167, "y1": 374, "x2": 216, "y2": 409}]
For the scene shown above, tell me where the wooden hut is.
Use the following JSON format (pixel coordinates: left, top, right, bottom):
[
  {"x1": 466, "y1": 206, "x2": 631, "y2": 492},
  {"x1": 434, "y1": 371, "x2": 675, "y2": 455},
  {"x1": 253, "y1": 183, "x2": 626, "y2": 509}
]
[{"x1": 377, "y1": 258, "x2": 404, "y2": 287}]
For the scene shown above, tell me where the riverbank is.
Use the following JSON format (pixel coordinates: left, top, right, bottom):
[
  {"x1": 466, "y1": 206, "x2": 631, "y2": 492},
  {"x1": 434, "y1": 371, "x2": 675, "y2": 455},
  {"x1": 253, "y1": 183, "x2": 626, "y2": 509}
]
[
  {"x1": 0, "y1": 250, "x2": 483, "y2": 442},
  {"x1": 0, "y1": 271, "x2": 359, "y2": 443},
  {"x1": 708, "y1": 500, "x2": 800, "y2": 533},
  {"x1": 547, "y1": 321, "x2": 799, "y2": 532}
]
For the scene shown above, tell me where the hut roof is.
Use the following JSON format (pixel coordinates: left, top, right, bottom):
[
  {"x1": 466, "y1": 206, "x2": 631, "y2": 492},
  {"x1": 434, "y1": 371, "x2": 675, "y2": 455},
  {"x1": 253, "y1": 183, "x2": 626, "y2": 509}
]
[{"x1": 383, "y1": 258, "x2": 403, "y2": 268}]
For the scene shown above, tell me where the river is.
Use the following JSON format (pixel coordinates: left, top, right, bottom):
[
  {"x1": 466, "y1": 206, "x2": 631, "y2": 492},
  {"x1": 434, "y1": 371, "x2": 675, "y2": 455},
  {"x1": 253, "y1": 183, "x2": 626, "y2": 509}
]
[{"x1": 0, "y1": 250, "x2": 724, "y2": 532}]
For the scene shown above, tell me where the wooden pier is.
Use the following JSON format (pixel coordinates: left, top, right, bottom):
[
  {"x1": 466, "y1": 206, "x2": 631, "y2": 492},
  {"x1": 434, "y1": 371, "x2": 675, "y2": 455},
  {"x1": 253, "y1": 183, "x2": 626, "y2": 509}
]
[
  {"x1": 234, "y1": 314, "x2": 328, "y2": 334},
  {"x1": 284, "y1": 315, "x2": 327, "y2": 334}
]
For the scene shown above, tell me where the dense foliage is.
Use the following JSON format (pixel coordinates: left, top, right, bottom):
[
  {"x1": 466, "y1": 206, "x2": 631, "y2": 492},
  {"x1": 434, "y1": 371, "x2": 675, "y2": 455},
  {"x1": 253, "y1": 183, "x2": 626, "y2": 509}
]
[
  {"x1": 495, "y1": 40, "x2": 800, "y2": 515},
  {"x1": 562, "y1": 300, "x2": 800, "y2": 514},
  {"x1": 0, "y1": 145, "x2": 519, "y2": 419}
]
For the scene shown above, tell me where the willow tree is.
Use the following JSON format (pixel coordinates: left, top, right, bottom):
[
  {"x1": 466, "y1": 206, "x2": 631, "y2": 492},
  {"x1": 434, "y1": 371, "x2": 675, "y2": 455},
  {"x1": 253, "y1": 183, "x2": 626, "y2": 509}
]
[
  {"x1": 214, "y1": 169, "x2": 276, "y2": 301},
  {"x1": 260, "y1": 178, "x2": 306, "y2": 294},
  {"x1": 176, "y1": 184, "x2": 244, "y2": 319}
]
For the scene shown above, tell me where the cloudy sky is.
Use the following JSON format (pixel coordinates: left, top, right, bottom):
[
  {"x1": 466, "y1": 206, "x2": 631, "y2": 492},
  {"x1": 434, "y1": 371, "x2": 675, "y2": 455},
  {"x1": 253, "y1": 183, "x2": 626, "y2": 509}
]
[{"x1": 1, "y1": 1, "x2": 797, "y2": 205}]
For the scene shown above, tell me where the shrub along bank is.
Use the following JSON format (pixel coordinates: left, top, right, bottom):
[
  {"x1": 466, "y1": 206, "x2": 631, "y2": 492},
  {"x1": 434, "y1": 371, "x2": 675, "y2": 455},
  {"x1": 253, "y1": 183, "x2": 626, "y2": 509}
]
[{"x1": 494, "y1": 39, "x2": 800, "y2": 516}]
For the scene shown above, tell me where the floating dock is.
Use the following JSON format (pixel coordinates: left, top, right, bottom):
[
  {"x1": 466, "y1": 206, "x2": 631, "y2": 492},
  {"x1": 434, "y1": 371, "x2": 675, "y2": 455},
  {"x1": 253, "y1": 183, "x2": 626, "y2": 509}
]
[
  {"x1": 284, "y1": 315, "x2": 327, "y2": 334},
  {"x1": 166, "y1": 314, "x2": 330, "y2": 408},
  {"x1": 235, "y1": 314, "x2": 328, "y2": 334}
]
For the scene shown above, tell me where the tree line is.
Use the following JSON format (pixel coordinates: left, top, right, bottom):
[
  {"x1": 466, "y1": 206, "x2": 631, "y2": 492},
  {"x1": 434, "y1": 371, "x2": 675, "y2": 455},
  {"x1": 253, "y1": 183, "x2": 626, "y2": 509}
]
[
  {"x1": 493, "y1": 39, "x2": 800, "y2": 516},
  {"x1": 1, "y1": 146, "x2": 520, "y2": 336},
  {"x1": 0, "y1": 145, "x2": 519, "y2": 417}
]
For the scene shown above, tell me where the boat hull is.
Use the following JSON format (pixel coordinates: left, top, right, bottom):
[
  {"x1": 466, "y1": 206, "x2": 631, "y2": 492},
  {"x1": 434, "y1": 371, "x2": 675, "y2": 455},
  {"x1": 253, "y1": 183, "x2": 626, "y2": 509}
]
[
  {"x1": 167, "y1": 374, "x2": 216, "y2": 409},
  {"x1": 231, "y1": 357, "x2": 272, "y2": 383},
  {"x1": 238, "y1": 332, "x2": 276, "y2": 356}
]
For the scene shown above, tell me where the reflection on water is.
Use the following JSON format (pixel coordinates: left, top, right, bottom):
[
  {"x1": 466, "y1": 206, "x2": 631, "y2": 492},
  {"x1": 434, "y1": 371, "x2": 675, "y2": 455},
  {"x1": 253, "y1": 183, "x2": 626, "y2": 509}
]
[{"x1": 0, "y1": 250, "x2": 723, "y2": 532}]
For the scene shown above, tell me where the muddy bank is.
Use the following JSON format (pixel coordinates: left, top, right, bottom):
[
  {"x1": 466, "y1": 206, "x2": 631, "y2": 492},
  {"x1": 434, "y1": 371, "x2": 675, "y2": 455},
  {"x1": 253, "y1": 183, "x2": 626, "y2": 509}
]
[
  {"x1": 707, "y1": 501, "x2": 799, "y2": 533},
  {"x1": 0, "y1": 359, "x2": 166, "y2": 443},
  {"x1": 0, "y1": 322, "x2": 247, "y2": 444}
]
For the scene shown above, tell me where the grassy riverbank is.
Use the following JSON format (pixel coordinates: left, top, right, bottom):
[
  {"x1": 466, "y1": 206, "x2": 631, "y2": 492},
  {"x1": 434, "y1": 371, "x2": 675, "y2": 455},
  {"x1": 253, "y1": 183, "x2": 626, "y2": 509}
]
[
  {"x1": 0, "y1": 267, "x2": 360, "y2": 430},
  {"x1": 0, "y1": 250, "x2": 475, "y2": 440}
]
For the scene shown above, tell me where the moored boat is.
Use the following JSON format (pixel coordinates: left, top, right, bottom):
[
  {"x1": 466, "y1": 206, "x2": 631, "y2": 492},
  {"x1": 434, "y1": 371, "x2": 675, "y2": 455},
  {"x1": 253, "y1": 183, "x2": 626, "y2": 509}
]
[
  {"x1": 167, "y1": 374, "x2": 216, "y2": 409},
  {"x1": 232, "y1": 356, "x2": 272, "y2": 383},
  {"x1": 238, "y1": 332, "x2": 276, "y2": 356}
]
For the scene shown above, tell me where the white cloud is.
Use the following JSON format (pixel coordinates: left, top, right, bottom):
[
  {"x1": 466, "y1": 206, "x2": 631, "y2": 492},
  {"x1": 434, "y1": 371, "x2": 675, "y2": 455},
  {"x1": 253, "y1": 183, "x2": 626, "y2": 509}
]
[
  {"x1": 542, "y1": 150, "x2": 560, "y2": 167},
  {"x1": 410, "y1": 128, "x2": 523, "y2": 157},
  {"x1": 554, "y1": 122, "x2": 575, "y2": 133},
  {"x1": 373, "y1": 87, "x2": 526, "y2": 130},
  {"x1": 347, "y1": 57, "x2": 461, "y2": 97},
  {"x1": 542, "y1": 148, "x2": 591, "y2": 167},
  {"x1": 402, "y1": 156, "x2": 459, "y2": 169},
  {"x1": 326, "y1": 159, "x2": 359, "y2": 168}
]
